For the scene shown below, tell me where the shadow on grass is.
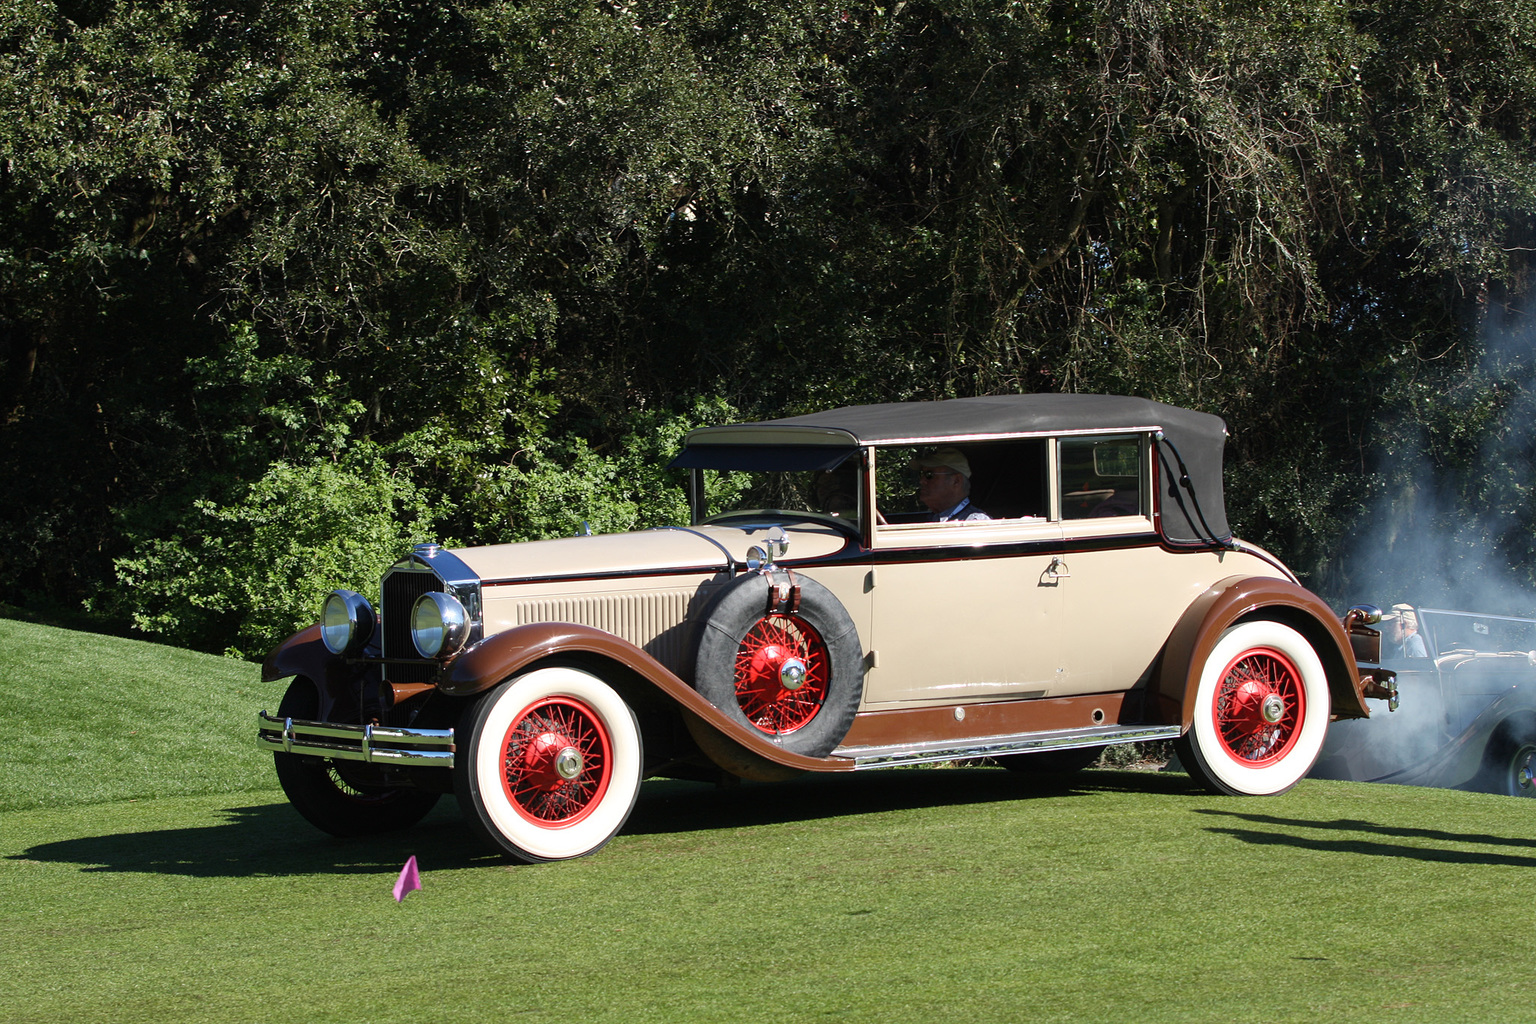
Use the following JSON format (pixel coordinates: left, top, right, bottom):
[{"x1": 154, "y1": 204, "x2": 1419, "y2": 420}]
[
  {"x1": 11, "y1": 767, "x2": 1197, "y2": 877},
  {"x1": 12, "y1": 800, "x2": 502, "y2": 878},
  {"x1": 622, "y1": 765, "x2": 1201, "y2": 838},
  {"x1": 1194, "y1": 808, "x2": 1536, "y2": 867}
]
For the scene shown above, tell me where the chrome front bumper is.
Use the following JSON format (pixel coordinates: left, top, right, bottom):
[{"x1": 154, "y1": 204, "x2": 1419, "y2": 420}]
[{"x1": 257, "y1": 711, "x2": 456, "y2": 768}]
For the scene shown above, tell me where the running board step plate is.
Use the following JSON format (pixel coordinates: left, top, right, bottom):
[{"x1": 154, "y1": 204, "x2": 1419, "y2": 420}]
[{"x1": 834, "y1": 723, "x2": 1183, "y2": 770}]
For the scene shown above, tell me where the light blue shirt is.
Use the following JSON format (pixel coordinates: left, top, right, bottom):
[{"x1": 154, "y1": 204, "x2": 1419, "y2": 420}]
[{"x1": 934, "y1": 498, "x2": 990, "y2": 522}]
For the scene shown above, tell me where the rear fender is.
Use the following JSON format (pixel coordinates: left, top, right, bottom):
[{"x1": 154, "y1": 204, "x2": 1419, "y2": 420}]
[{"x1": 1153, "y1": 576, "x2": 1371, "y2": 730}]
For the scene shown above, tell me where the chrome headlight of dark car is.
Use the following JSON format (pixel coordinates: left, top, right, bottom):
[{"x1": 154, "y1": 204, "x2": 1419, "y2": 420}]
[
  {"x1": 411, "y1": 591, "x2": 471, "y2": 659},
  {"x1": 320, "y1": 589, "x2": 375, "y2": 657}
]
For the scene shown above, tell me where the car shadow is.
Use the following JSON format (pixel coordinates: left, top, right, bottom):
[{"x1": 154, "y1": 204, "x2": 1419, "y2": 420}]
[
  {"x1": 10, "y1": 800, "x2": 502, "y2": 878},
  {"x1": 622, "y1": 765, "x2": 1202, "y2": 838},
  {"x1": 1193, "y1": 808, "x2": 1536, "y2": 867},
  {"x1": 10, "y1": 768, "x2": 1197, "y2": 878}
]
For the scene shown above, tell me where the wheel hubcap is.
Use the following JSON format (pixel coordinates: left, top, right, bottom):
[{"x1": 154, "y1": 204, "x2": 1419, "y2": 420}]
[
  {"x1": 735, "y1": 615, "x2": 830, "y2": 735},
  {"x1": 500, "y1": 697, "x2": 612, "y2": 825},
  {"x1": 1214, "y1": 647, "x2": 1305, "y2": 767},
  {"x1": 554, "y1": 745, "x2": 584, "y2": 781},
  {"x1": 1513, "y1": 749, "x2": 1536, "y2": 796}
]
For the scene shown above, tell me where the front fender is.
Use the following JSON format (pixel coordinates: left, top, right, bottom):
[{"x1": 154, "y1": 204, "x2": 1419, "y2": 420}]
[
  {"x1": 261, "y1": 624, "x2": 370, "y2": 716},
  {"x1": 262, "y1": 624, "x2": 332, "y2": 684},
  {"x1": 442, "y1": 622, "x2": 855, "y2": 775},
  {"x1": 1153, "y1": 575, "x2": 1371, "y2": 730}
]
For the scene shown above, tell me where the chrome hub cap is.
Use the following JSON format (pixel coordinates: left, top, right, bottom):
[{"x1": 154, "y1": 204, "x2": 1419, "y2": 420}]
[
  {"x1": 1261, "y1": 693, "x2": 1286, "y2": 724},
  {"x1": 554, "y1": 745, "x2": 584, "y2": 781},
  {"x1": 779, "y1": 657, "x2": 808, "y2": 691}
]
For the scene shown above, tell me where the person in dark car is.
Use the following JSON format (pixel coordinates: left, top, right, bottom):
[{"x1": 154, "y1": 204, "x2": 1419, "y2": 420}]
[{"x1": 1386, "y1": 604, "x2": 1429, "y2": 660}]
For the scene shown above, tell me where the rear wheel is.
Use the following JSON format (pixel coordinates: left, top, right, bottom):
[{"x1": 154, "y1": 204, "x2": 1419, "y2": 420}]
[
  {"x1": 1176, "y1": 621, "x2": 1331, "y2": 796},
  {"x1": 1477, "y1": 729, "x2": 1536, "y2": 798},
  {"x1": 455, "y1": 666, "x2": 643, "y2": 862},
  {"x1": 272, "y1": 679, "x2": 440, "y2": 837}
]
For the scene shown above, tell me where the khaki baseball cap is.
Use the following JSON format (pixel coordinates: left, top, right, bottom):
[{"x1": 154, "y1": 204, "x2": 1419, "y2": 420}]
[{"x1": 912, "y1": 447, "x2": 971, "y2": 479}]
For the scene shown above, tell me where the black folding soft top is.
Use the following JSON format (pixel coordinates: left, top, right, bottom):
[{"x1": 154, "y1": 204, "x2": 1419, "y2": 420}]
[{"x1": 672, "y1": 394, "x2": 1231, "y2": 545}]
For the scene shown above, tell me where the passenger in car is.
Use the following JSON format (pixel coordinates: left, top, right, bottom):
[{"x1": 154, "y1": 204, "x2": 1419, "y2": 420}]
[{"x1": 913, "y1": 448, "x2": 991, "y2": 522}]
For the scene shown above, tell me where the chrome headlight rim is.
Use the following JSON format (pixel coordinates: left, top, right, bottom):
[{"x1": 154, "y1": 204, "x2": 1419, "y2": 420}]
[
  {"x1": 411, "y1": 591, "x2": 471, "y2": 659},
  {"x1": 321, "y1": 589, "x2": 375, "y2": 657}
]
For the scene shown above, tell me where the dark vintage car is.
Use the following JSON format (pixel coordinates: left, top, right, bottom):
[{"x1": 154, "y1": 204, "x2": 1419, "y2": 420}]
[
  {"x1": 1311, "y1": 603, "x2": 1536, "y2": 797},
  {"x1": 258, "y1": 394, "x2": 1393, "y2": 861}
]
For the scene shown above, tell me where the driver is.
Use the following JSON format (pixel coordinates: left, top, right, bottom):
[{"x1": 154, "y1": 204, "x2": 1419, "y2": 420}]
[
  {"x1": 913, "y1": 448, "x2": 990, "y2": 522},
  {"x1": 1386, "y1": 604, "x2": 1429, "y2": 659}
]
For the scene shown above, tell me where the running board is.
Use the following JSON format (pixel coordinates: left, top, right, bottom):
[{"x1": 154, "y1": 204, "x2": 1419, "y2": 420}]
[{"x1": 833, "y1": 723, "x2": 1184, "y2": 770}]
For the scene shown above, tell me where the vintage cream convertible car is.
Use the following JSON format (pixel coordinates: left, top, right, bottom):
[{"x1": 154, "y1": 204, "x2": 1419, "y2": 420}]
[{"x1": 259, "y1": 394, "x2": 1392, "y2": 861}]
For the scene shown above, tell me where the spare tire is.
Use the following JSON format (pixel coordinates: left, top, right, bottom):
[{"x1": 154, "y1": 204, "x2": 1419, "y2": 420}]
[{"x1": 691, "y1": 571, "x2": 864, "y2": 758}]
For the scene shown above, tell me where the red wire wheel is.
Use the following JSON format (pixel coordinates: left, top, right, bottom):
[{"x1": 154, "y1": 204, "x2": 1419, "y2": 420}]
[
  {"x1": 733, "y1": 614, "x2": 830, "y2": 736},
  {"x1": 1211, "y1": 645, "x2": 1305, "y2": 768},
  {"x1": 499, "y1": 696, "x2": 613, "y2": 827},
  {"x1": 1176, "y1": 620, "x2": 1329, "y2": 797}
]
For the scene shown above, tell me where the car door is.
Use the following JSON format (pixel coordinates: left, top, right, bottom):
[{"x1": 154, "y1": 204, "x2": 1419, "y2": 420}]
[
  {"x1": 1044, "y1": 433, "x2": 1201, "y2": 696},
  {"x1": 861, "y1": 441, "x2": 1067, "y2": 705}
]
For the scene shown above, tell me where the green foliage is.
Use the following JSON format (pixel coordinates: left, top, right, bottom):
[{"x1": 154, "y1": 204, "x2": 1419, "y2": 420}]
[
  {"x1": 5, "y1": 0, "x2": 1536, "y2": 646},
  {"x1": 109, "y1": 444, "x2": 439, "y2": 657}
]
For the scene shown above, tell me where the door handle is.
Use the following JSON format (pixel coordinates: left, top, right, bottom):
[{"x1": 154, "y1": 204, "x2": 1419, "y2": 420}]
[{"x1": 1045, "y1": 557, "x2": 1071, "y2": 580}]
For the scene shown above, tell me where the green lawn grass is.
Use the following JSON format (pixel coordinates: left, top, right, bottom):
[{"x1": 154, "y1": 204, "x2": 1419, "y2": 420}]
[
  {"x1": 5, "y1": 617, "x2": 1536, "y2": 1023},
  {"x1": 0, "y1": 618, "x2": 286, "y2": 811}
]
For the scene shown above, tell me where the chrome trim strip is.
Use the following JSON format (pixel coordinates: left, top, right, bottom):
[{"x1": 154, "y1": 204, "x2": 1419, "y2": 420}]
[
  {"x1": 257, "y1": 711, "x2": 455, "y2": 768},
  {"x1": 866, "y1": 425, "x2": 1160, "y2": 447},
  {"x1": 834, "y1": 723, "x2": 1183, "y2": 769}
]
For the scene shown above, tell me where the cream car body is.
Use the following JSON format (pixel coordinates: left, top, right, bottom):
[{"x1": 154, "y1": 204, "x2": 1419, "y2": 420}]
[{"x1": 259, "y1": 394, "x2": 1391, "y2": 862}]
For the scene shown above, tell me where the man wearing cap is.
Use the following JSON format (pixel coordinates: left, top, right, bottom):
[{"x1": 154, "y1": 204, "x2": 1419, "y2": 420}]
[
  {"x1": 1386, "y1": 603, "x2": 1428, "y2": 659},
  {"x1": 914, "y1": 448, "x2": 991, "y2": 522}
]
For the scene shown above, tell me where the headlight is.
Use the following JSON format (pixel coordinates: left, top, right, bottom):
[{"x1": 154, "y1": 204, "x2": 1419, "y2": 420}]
[
  {"x1": 411, "y1": 591, "x2": 471, "y2": 659},
  {"x1": 320, "y1": 590, "x2": 375, "y2": 657}
]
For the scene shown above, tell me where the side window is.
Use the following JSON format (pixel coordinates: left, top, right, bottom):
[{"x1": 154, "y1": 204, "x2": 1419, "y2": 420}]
[
  {"x1": 1059, "y1": 436, "x2": 1144, "y2": 520},
  {"x1": 874, "y1": 440, "x2": 1049, "y2": 523}
]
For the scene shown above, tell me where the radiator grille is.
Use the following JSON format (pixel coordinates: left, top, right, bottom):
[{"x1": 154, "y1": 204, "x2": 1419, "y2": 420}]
[
  {"x1": 382, "y1": 569, "x2": 442, "y2": 683},
  {"x1": 510, "y1": 590, "x2": 700, "y2": 671}
]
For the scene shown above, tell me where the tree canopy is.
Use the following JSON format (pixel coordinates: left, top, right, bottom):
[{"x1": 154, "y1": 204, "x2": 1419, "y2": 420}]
[{"x1": 3, "y1": 0, "x2": 1535, "y2": 654}]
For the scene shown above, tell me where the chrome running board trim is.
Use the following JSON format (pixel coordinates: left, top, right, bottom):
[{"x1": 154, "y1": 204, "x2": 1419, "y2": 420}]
[
  {"x1": 834, "y1": 723, "x2": 1183, "y2": 769},
  {"x1": 257, "y1": 710, "x2": 455, "y2": 768}
]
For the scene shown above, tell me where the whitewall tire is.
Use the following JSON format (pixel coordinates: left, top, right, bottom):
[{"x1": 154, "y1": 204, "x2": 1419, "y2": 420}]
[
  {"x1": 455, "y1": 666, "x2": 643, "y2": 862},
  {"x1": 1178, "y1": 621, "x2": 1331, "y2": 796}
]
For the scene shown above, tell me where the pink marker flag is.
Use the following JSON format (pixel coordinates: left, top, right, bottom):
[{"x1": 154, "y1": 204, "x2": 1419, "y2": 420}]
[{"x1": 393, "y1": 855, "x2": 421, "y2": 902}]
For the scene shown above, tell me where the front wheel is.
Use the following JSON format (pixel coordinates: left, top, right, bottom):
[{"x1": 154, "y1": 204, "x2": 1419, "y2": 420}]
[
  {"x1": 273, "y1": 679, "x2": 440, "y2": 837},
  {"x1": 455, "y1": 666, "x2": 643, "y2": 862},
  {"x1": 1176, "y1": 621, "x2": 1331, "y2": 796}
]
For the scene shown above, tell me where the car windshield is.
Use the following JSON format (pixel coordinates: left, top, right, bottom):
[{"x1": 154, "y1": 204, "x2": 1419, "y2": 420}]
[
  {"x1": 698, "y1": 465, "x2": 862, "y2": 528},
  {"x1": 1420, "y1": 609, "x2": 1536, "y2": 657}
]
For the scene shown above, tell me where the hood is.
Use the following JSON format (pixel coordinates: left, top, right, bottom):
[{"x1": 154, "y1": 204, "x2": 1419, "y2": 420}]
[{"x1": 448, "y1": 521, "x2": 856, "y2": 584}]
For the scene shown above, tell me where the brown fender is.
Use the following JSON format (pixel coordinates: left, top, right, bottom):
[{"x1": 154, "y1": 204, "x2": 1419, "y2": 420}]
[
  {"x1": 1153, "y1": 576, "x2": 1371, "y2": 731},
  {"x1": 260, "y1": 623, "x2": 371, "y2": 718},
  {"x1": 442, "y1": 622, "x2": 856, "y2": 775},
  {"x1": 262, "y1": 624, "x2": 332, "y2": 685}
]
